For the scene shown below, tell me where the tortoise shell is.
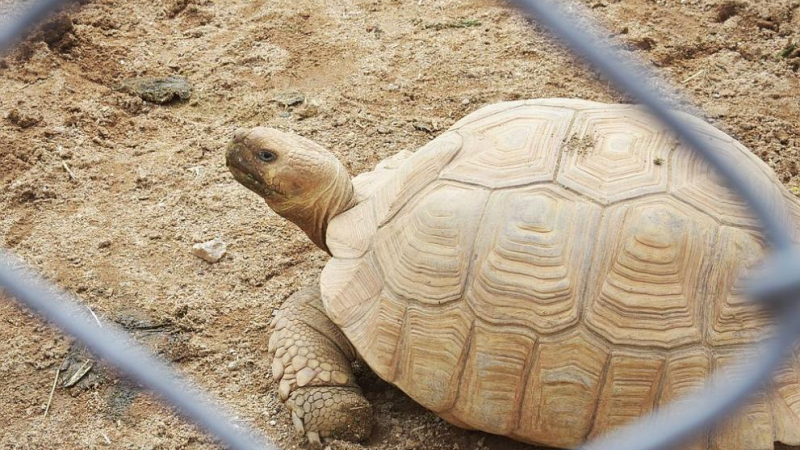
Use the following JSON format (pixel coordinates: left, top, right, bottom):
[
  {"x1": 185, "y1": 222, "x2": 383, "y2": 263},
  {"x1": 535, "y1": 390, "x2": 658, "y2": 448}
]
[{"x1": 320, "y1": 99, "x2": 800, "y2": 449}]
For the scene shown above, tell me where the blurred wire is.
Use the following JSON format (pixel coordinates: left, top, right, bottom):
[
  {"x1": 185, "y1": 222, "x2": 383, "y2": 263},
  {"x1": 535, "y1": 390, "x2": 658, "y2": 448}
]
[
  {"x1": 584, "y1": 305, "x2": 800, "y2": 450},
  {"x1": 0, "y1": 0, "x2": 74, "y2": 54},
  {"x1": 0, "y1": 252, "x2": 275, "y2": 450},
  {"x1": 510, "y1": 0, "x2": 793, "y2": 249},
  {"x1": 1, "y1": 2, "x2": 274, "y2": 446},
  {"x1": 506, "y1": 1, "x2": 800, "y2": 450}
]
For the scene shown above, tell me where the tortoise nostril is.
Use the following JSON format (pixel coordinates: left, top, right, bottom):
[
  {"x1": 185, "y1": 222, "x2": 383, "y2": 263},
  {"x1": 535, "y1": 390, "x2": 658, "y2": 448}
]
[{"x1": 232, "y1": 127, "x2": 248, "y2": 143}]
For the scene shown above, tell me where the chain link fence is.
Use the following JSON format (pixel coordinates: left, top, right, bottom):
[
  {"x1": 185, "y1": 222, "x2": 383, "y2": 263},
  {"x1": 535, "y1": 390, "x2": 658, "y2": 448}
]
[{"x1": 2, "y1": 1, "x2": 800, "y2": 450}]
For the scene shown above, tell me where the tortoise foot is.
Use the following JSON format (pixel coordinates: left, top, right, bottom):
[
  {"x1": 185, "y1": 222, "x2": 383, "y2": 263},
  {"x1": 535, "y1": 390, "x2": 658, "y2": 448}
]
[{"x1": 288, "y1": 386, "x2": 373, "y2": 443}]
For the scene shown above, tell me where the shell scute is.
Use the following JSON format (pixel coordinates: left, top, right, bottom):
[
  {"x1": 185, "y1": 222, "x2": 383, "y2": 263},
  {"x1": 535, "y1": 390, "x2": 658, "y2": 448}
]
[
  {"x1": 441, "y1": 105, "x2": 574, "y2": 188},
  {"x1": 374, "y1": 182, "x2": 489, "y2": 305},
  {"x1": 707, "y1": 227, "x2": 772, "y2": 345},
  {"x1": 373, "y1": 131, "x2": 463, "y2": 227},
  {"x1": 516, "y1": 332, "x2": 609, "y2": 447},
  {"x1": 393, "y1": 302, "x2": 474, "y2": 413},
  {"x1": 589, "y1": 352, "x2": 664, "y2": 439},
  {"x1": 449, "y1": 320, "x2": 537, "y2": 435},
  {"x1": 466, "y1": 184, "x2": 601, "y2": 334},
  {"x1": 340, "y1": 290, "x2": 406, "y2": 382},
  {"x1": 326, "y1": 198, "x2": 377, "y2": 259},
  {"x1": 656, "y1": 350, "x2": 712, "y2": 450},
  {"x1": 557, "y1": 106, "x2": 671, "y2": 204},
  {"x1": 320, "y1": 255, "x2": 382, "y2": 328},
  {"x1": 584, "y1": 196, "x2": 716, "y2": 349},
  {"x1": 771, "y1": 351, "x2": 800, "y2": 445},
  {"x1": 710, "y1": 350, "x2": 774, "y2": 450},
  {"x1": 669, "y1": 126, "x2": 787, "y2": 229}
]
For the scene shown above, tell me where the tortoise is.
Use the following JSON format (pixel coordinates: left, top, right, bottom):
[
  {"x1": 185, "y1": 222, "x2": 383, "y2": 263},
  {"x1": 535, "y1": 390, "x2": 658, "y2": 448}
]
[{"x1": 225, "y1": 99, "x2": 800, "y2": 449}]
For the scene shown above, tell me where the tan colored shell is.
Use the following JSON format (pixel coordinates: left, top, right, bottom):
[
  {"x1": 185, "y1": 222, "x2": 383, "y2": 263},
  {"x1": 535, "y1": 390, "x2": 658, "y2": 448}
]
[{"x1": 321, "y1": 99, "x2": 800, "y2": 449}]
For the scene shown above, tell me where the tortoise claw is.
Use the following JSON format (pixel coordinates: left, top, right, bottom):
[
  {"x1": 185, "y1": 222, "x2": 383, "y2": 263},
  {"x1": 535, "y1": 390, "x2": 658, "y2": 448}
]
[
  {"x1": 279, "y1": 380, "x2": 292, "y2": 401},
  {"x1": 291, "y1": 411, "x2": 305, "y2": 433},
  {"x1": 306, "y1": 431, "x2": 322, "y2": 445}
]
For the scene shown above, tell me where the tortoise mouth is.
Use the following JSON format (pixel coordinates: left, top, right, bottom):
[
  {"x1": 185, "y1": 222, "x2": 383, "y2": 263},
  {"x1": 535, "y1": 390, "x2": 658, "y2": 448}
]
[
  {"x1": 228, "y1": 164, "x2": 268, "y2": 195},
  {"x1": 226, "y1": 145, "x2": 286, "y2": 199}
]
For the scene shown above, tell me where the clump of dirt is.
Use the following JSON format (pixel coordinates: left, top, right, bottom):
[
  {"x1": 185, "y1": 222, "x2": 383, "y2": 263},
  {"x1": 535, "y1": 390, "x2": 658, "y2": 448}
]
[
  {"x1": 37, "y1": 13, "x2": 75, "y2": 48},
  {"x1": 0, "y1": 0, "x2": 799, "y2": 449},
  {"x1": 715, "y1": 1, "x2": 743, "y2": 23},
  {"x1": 7, "y1": 107, "x2": 43, "y2": 128},
  {"x1": 564, "y1": 134, "x2": 596, "y2": 155}
]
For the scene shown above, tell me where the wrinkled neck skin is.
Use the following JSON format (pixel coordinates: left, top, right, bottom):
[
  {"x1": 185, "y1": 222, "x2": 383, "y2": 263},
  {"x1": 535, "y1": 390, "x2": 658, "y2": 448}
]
[{"x1": 267, "y1": 160, "x2": 357, "y2": 254}]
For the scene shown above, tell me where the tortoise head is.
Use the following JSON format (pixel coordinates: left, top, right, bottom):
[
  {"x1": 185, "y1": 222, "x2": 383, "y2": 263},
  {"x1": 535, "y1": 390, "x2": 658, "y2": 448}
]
[{"x1": 226, "y1": 127, "x2": 357, "y2": 254}]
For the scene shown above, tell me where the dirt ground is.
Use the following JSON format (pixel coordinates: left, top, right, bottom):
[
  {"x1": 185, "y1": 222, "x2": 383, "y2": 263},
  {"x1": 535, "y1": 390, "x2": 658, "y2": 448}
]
[{"x1": 1, "y1": 0, "x2": 799, "y2": 449}]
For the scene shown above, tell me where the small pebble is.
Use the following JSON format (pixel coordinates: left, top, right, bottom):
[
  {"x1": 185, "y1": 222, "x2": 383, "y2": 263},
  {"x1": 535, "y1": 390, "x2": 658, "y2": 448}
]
[
  {"x1": 269, "y1": 420, "x2": 277, "y2": 426},
  {"x1": 192, "y1": 238, "x2": 227, "y2": 263},
  {"x1": 44, "y1": 126, "x2": 67, "y2": 137},
  {"x1": 295, "y1": 104, "x2": 319, "y2": 119},
  {"x1": 412, "y1": 121, "x2": 437, "y2": 133}
]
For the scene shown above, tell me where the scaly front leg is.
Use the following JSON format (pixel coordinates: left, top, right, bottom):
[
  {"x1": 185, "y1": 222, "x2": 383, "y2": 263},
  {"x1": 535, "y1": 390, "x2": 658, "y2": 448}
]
[{"x1": 268, "y1": 286, "x2": 373, "y2": 444}]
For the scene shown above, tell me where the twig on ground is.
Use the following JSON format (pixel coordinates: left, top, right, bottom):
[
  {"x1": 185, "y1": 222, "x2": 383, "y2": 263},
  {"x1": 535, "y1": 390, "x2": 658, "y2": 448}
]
[
  {"x1": 62, "y1": 360, "x2": 93, "y2": 387},
  {"x1": 61, "y1": 161, "x2": 77, "y2": 181},
  {"x1": 682, "y1": 69, "x2": 706, "y2": 84},
  {"x1": 86, "y1": 305, "x2": 102, "y2": 327},
  {"x1": 43, "y1": 368, "x2": 60, "y2": 418}
]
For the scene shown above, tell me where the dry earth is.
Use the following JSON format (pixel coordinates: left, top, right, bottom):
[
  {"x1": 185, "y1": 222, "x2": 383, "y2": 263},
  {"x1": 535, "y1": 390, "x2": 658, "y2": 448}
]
[{"x1": 1, "y1": 0, "x2": 799, "y2": 449}]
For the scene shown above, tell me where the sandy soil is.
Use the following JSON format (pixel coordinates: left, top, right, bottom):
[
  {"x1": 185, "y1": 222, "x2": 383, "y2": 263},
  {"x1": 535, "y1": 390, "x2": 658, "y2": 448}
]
[{"x1": 1, "y1": 0, "x2": 799, "y2": 449}]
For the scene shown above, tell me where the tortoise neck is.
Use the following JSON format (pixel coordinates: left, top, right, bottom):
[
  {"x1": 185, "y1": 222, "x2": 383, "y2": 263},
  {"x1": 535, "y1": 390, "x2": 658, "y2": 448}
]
[{"x1": 269, "y1": 160, "x2": 357, "y2": 254}]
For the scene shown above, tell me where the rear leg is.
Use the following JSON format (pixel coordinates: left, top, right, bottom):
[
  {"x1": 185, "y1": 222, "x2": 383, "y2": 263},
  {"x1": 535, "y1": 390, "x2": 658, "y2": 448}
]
[{"x1": 268, "y1": 286, "x2": 373, "y2": 444}]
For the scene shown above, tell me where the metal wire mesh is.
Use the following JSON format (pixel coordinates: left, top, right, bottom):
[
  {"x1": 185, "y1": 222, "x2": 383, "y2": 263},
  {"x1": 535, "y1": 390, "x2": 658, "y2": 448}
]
[
  {"x1": 506, "y1": 1, "x2": 800, "y2": 449},
  {"x1": 2, "y1": 1, "x2": 800, "y2": 450},
  {"x1": 0, "y1": 252, "x2": 275, "y2": 450},
  {"x1": 2, "y1": 6, "x2": 277, "y2": 449}
]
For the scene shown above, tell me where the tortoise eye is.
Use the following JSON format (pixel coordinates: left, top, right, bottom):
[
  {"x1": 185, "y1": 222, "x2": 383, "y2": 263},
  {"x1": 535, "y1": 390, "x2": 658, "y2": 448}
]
[{"x1": 257, "y1": 151, "x2": 277, "y2": 162}]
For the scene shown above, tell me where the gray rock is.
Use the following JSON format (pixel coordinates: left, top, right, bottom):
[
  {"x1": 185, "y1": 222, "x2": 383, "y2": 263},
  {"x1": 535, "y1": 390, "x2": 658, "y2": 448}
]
[
  {"x1": 274, "y1": 91, "x2": 305, "y2": 107},
  {"x1": 120, "y1": 76, "x2": 193, "y2": 104}
]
